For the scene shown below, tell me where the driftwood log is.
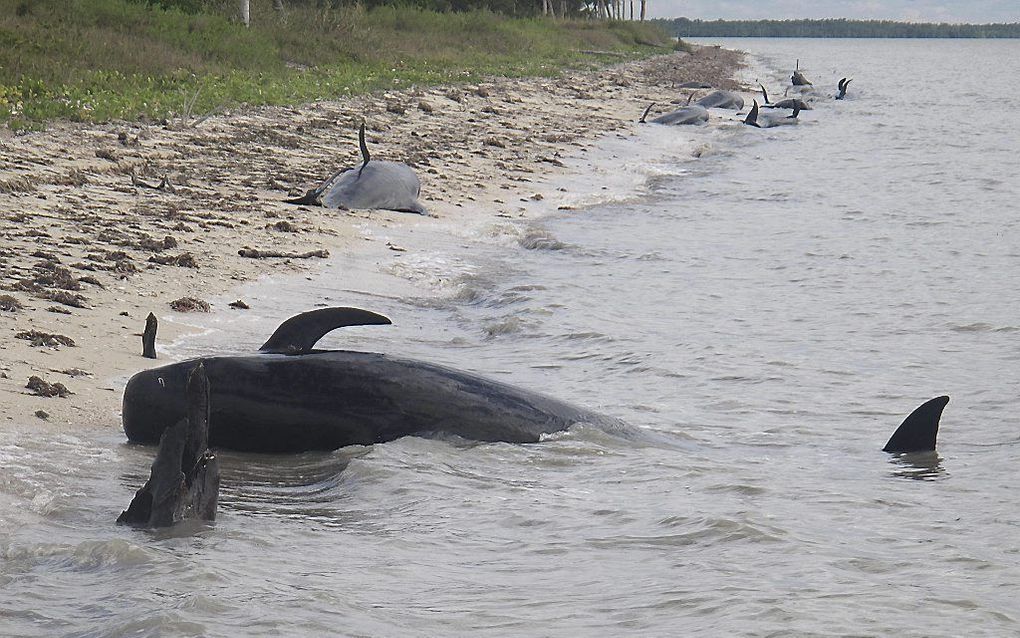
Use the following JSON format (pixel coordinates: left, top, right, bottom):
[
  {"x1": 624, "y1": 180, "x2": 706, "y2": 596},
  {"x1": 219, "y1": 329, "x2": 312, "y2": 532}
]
[
  {"x1": 142, "y1": 312, "x2": 157, "y2": 359},
  {"x1": 117, "y1": 362, "x2": 220, "y2": 527}
]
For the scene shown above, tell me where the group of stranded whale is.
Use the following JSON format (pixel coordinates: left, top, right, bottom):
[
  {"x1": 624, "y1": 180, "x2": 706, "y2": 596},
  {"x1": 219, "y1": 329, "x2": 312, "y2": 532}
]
[
  {"x1": 639, "y1": 64, "x2": 852, "y2": 130},
  {"x1": 116, "y1": 61, "x2": 952, "y2": 530}
]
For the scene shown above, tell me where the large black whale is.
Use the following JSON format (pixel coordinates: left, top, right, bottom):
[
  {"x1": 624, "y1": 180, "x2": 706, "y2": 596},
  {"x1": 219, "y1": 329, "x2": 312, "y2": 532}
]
[{"x1": 122, "y1": 308, "x2": 620, "y2": 453}]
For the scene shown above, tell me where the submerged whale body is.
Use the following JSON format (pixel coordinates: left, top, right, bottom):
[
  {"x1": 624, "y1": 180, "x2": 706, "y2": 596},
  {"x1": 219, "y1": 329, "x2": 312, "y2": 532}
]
[
  {"x1": 743, "y1": 100, "x2": 801, "y2": 129},
  {"x1": 758, "y1": 84, "x2": 813, "y2": 111},
  {"x1": 122, "y1": 308, "x2": 618, "y2": 453},
  {"x1": 285, "y1": 124, "x2": 428, "y2": 215}
]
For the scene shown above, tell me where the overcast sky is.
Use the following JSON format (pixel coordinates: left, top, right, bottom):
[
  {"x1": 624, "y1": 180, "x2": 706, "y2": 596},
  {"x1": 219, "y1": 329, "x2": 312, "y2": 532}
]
[{"x1": 648, "y1": 1, "x2": 1020, "y2": 23}]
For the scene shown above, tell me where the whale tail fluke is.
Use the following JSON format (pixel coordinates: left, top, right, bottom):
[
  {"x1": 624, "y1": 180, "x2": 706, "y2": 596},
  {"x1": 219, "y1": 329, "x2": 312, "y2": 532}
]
[
  {"x1": 743, "y1": 100, "x2": 760, "y2": 128},
  {"x1": 883, "y1": 396, "x2": 949, "y2": 453},
  {"x1": 836, "y1": 77, "x2": 852, "y2": 99},
  {"x1": 639, "y1": 103, "x2": 655, "y2": 124},
  {"x1": 260, "y1": 307, "x2": 392, "y2": 354}
]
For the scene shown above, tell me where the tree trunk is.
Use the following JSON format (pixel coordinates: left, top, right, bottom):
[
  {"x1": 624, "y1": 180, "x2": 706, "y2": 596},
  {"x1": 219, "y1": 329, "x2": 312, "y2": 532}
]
[
  {"x1": 240, "y1": 0, "x2": 250, "y2": 27},
  {"x1": 117, "y1": 363, "x2": 220, "y2": 529},
  {"x1": 640, "y1": 0, "x2": 646, "y2": 21},
  {"x1": 273, "y1": 0, "x2": 285, "y2": 11}
]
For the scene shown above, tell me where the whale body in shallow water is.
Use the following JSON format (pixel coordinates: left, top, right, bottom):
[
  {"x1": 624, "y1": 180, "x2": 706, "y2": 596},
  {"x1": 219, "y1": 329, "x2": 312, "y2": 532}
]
[
  {"x1": 743, "y1": 100, "x2": 801, "y2": 129},
  {"x1": 694, "y1": 90, "x2": 744, "y2": 110},
  {"x1": 639, "y1": 103, "x2": 709, "y2": 126},
  {"x1": 285, "y1": 124, "x2": 428, "y2": 215},
  {"x1": 122, "y1": 308, "x2": 619, "y2": 453}
]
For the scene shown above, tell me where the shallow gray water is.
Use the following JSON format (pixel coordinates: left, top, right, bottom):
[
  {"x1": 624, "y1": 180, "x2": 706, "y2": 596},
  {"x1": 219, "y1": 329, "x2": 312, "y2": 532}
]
[{"x1": 3, "y1": 39, "x2": 1020, "y2": 636}]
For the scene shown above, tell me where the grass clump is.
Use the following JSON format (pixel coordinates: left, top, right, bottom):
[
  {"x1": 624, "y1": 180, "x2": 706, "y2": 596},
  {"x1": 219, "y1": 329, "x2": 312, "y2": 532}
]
[{"x1": 0, "y1": 0, "x2": 669, "y2": 125}]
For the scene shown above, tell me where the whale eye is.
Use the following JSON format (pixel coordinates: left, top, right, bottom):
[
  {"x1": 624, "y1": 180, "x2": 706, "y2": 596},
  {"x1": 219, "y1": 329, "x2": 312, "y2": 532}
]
[{"x1": 157, "y1": 377, "x2": 165, "y2": 388}]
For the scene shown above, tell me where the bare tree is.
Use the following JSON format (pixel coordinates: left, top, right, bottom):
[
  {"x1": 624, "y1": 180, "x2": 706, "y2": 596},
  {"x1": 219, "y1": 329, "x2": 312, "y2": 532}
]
[
  {"x1": 640, "y1": 0, "x2": 646, "y2": 21},
  {"x1": 240, "y1": 0, "x2": 250, "y2": 27}
]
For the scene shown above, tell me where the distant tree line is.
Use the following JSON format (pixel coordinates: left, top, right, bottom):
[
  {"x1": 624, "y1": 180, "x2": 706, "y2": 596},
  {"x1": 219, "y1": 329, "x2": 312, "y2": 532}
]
[
  {"x1": 136, "y1": 0, "x2": 649, "y2": 20},
  {"x1": 655, "y1": 18, "x2": 1020, "y2": 38}
]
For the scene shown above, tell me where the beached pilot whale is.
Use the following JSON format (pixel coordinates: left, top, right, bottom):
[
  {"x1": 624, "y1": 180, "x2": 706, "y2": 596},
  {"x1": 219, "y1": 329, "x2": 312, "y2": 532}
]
[
  {"x1": 836, "y1": 77, "x2": 853, "y2": 100},
  {"x1": 758, "y1": 84, "x2": 812, "y2": 111},
  {"x1": 285, "y1": 123, "x2": 428, "y2": 215},
  {"x1": 695, "y1": 90, "x2": 744, "y2": 110},
  {"x1": 883, "y1": 396, "x2": 949, "y2": 453},
  {"x1": 743, "y1": 100, "x2": 801, "y2": 129},
  {"x1": 122, "y1": 308, "x2": 620, "y2": 454},
  {"x1": 639, "y1": 102, "x2": 709, "y2": 126}
]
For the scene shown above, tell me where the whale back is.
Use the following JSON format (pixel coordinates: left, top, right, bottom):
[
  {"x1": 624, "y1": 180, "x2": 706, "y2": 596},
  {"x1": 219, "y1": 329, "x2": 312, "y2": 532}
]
[
  {"x1": 259, "y1": 307, "x2": 392, "y2": 354},
  {"x1": 883, "y1": 396, "x2": 950, "y2": 453},
  {"x1": 319, "y1": 161, "x2": 426, "y2": 214}
]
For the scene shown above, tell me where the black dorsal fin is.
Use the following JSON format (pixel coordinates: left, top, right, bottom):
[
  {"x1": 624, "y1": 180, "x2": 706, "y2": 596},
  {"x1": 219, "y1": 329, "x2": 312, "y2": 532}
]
[
  {"x1": 759, "y1": 83, "x2": 770, "y2": 105},
  {"x1": 883, "y1": 396, "x2": 950, "y2": 453},
  {"x1": 357, "y1": 121, "x2": 370, "y2": 175},
  {"x1": 743, "y1": 100, "x2": 760, "y2": 127},
  {"x1": 259, "y1": 307, "x2": 392, "y2": 354}
]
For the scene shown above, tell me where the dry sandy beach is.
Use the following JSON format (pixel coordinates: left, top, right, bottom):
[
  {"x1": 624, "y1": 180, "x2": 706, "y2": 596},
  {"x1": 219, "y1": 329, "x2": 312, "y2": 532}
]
[{"x1": 0, "y1": 46, "x2": 743, "y2": 432}]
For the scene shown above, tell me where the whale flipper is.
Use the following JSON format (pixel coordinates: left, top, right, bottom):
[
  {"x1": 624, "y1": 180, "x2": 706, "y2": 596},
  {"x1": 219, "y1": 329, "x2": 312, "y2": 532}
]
[
  {"x1": 259, "y1": 307, "x2": 392, "y2": 354},
  {"x1": 639, "y1": 103, "x2": 655, "y2": 124},
  {"x1": 883, "y1": 396, "x2": 949, "y2": 453},
  {"x1": 357, "y1": 121, "x2": 370, "y2": 175}
]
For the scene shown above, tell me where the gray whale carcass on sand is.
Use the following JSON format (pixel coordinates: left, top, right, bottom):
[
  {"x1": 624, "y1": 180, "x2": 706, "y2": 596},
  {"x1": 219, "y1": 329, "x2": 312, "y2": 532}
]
[
  {"x1": 742, "y1": 100, "x2": 801, "y2": 129},
  {"x1": 639, "y1": 102, "x2": 709, "y2": 126},
  {"x1": 122, "y1": 308, "x2": 621, "y2": 454},
  {"x1": 694, "y1": 90, "x2": 744, "y2": 110},
  {"x1": 285, "y1": 124, "x2": 428, "y2": 215}
]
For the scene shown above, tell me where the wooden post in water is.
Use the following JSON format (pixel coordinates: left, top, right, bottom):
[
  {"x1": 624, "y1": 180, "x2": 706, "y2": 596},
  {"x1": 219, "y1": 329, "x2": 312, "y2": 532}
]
[{"x1": 142, "y1": 312, "x2": 157, "y2": 359}]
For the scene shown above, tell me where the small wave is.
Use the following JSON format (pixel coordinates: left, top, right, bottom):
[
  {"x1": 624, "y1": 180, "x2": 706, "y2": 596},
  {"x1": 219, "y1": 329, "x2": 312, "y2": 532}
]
[
  {"x1": 948, "y1": 322, "x2": 1020, "y2": 333},
  {"x1": 519, "y1": 228, "x2": 568, "y2": 251},
  {"x1": 483, "y1": 315, "x2": 530, "y2": 337},
  {"x1": 3, "y1": 539, "x2": 155, "y2": 573}
]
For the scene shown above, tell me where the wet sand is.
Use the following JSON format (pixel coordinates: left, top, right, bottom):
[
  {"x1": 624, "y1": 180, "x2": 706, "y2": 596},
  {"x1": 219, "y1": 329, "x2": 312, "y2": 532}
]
[{"x1": 0, "y1": 46, "x2": 744, "y2": 431}]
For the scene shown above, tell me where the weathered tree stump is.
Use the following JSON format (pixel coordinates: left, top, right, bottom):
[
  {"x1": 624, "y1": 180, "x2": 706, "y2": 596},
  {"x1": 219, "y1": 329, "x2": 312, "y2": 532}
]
[
  {"x1": 142, "y1": 312, "x2": 157, "y2": 359},
  {"x1": 117, "y1": 362, "x2": 220, "y2": 528}
]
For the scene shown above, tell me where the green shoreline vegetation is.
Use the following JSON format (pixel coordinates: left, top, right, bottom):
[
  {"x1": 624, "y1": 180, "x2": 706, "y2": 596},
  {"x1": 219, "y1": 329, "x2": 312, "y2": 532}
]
[
  {"x1": 656, "y1": 17, "x2": 1020, "y2": 39},
  {"x1": 1, "y1": 0, "x2": 670, "y2": 129}
]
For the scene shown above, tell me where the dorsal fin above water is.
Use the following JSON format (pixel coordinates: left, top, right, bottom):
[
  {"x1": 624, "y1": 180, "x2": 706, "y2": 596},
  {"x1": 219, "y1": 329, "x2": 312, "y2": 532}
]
[
  {"x1": 259, "y1": 307, "x2": 392, "y2": 354},
  {"x1": 883, "y1": 396, "x2": 949, "y2": 453},
  {"x1": 743, "y1": 100, "x2": 760, "y2": 127}
]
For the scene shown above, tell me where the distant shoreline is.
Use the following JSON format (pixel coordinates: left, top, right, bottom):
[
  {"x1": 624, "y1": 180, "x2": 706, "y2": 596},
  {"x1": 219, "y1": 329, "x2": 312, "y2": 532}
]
[{"x1": 654, "y1": 18, "x2": 1020, "y2": 39}]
